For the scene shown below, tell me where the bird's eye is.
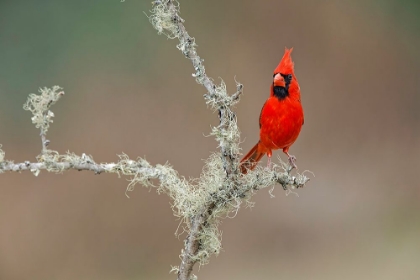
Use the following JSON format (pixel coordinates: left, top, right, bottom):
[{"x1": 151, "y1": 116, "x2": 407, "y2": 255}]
[{"x1": 287, "y1": 74, "x2": 293, "y2": 80}]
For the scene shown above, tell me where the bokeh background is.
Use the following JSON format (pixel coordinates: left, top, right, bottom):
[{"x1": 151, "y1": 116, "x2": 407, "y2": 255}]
[{"x1": 1, "y1": 0, "x2": 419, "y2": 279}]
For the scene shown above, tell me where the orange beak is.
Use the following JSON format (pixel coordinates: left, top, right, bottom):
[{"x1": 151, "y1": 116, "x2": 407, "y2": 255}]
[{"x1": 273, "y1": 73, "x2": 285, "y2": 87}]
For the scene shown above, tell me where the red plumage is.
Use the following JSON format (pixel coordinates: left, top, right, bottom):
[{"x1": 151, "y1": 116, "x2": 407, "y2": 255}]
[{"x1": 240, "y1": 48, "x2": 304, "y2": 173}]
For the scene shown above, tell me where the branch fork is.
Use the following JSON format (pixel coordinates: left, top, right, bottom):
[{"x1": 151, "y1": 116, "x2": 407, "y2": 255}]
[{"x1": 0, "y1": 1, "x2": 311, "y2": 280}]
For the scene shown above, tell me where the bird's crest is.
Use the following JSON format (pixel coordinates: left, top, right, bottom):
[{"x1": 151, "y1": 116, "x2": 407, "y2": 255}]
[{"x1": 274, "y1": 47, "x2": 294, "y2": 75}]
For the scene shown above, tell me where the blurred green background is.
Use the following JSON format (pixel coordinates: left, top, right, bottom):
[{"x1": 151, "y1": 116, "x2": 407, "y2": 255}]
[{"x1": 1, "y1": 0, "x2": 419, "y2": 279}]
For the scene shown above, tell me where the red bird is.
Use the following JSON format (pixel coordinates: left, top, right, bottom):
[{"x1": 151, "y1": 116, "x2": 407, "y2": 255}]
[{"x1": 240, "y1": 48, "x2": 304, "y2": 173}]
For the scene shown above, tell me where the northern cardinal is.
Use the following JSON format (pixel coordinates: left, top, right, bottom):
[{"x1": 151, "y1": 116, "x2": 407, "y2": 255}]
[{"x1": 240, "y1": 48, "x2": 304, "y2": 173}]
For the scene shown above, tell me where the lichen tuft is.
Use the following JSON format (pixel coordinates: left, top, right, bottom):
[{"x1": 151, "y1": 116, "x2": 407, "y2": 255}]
[
  {"x1": 0, "y1": 145, "x2": 4, "y2": 163},
  {"x1": 23, "y1": 86, "x2": 64, "y2": 134}
]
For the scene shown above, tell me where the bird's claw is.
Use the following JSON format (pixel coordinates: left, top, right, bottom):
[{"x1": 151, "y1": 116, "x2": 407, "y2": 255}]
[
  {"x1": 267, "y1": 157, "x2": 272, "y2": 169},
  {"x1": 287, "y1": 154, "x2": 297, "y2": 169}
]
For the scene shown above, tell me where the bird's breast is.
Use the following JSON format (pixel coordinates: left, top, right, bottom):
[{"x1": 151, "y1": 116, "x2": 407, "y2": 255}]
[{"x1": 259, "y1": 97, "x2": 304, "y2": 150}]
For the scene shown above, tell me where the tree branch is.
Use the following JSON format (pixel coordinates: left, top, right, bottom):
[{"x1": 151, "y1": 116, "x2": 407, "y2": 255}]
[
  {"x1": 0, "y1": 2, "x2": 311, "y2": 280},
  {"x1": 149, "y1": 0, "x2": 243, "y2": 178}
]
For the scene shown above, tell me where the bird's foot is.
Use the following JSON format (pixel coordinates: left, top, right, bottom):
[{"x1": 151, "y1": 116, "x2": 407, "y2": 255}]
[
  {"x1": 286, "y1": 154, "x2": 297, "y2": 170},
  {"x1": 267, "y1": 156, "x2": 272, "y2": 169}
]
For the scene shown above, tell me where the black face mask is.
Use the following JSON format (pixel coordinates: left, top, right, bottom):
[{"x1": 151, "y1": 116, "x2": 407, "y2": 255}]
[{"x1": 273, "y1": 73, "x2": 292, "y2": 100}]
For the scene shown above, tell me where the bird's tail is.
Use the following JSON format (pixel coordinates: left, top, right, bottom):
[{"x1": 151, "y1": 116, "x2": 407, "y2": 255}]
[{"x1": 240, "y1": 142, "x2": 265, "y2": 174}]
